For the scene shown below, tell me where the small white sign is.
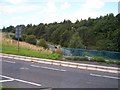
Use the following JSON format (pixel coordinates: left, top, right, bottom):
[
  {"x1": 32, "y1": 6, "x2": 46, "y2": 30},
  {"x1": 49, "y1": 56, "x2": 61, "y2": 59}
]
[{"x1": 15, "y1": 25, "x2": 21, "y2": 38}]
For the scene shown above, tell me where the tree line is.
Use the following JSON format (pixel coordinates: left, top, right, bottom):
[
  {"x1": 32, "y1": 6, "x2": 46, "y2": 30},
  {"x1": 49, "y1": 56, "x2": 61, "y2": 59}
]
[{"x1": 2, "y1": 13, "x2": 120, "y2": 52}]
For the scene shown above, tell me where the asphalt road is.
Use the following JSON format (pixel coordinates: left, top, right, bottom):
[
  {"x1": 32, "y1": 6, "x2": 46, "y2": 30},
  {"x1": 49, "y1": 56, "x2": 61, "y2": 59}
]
[{"x1": 1, "y1": 57, "x2": 119, "y2": 88}]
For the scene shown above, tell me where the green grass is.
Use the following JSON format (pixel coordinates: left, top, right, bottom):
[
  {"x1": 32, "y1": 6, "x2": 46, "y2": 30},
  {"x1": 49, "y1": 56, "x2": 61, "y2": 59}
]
[
  {"x1": 0, "y1": 86, "x2": 20, "y2": 90},
  {"x1": 64, "y1": 56, "x2": 120, "y2": 65},
  {"x1": 2, "y1": 43, "x2": 62, "y2": 60}
]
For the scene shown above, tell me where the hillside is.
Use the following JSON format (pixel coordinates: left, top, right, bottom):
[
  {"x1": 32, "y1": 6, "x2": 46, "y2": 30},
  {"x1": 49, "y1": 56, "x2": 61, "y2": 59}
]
[
  {"x1": 2, "y1": 33, "x2": 61, "y2": 60},
  {"x1": 2, "y1": 13, "x2": 120, "y2": 52}
]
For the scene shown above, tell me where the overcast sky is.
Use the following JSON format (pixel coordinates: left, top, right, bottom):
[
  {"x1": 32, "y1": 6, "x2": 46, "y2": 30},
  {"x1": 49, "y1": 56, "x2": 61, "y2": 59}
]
[{"x1": 0, "y1": 0, "x2": 119, "y2": 28}]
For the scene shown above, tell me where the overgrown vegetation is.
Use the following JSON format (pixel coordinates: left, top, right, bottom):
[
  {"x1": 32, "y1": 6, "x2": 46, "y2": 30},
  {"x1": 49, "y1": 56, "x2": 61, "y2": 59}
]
[
  {"x1": 37, "y1": 39, "x2": 48, "y2": 49},
  {"x1": 64, "y1": 56, "x2": 120, "y2": 65},
  {"x1": 2, "y1": 13, "x2": 120, "y2": 52},
  {"x1": 25, "y1": 35, "x2": 37, "y2": 45},
  {"x1": 2, "y1": 34, "x2": 62, "y2": 60}
]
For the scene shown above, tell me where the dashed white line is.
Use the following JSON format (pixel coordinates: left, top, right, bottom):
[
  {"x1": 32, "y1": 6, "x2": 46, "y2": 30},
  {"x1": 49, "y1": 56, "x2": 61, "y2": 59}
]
[
  {"x1": 31, "y1": 64, "x2": 66, "y2": 72},
  {"x1": 20, "y1": 67, "x2": 29, "y2": 70},
  {"x1": 0, "y1": 75, "x2": 42, "y2": 87},
  {"x1": 3, "y1": 60, "x2": 15, "y2": 64},
  {"x1": 90, "y1": 73, "x2": 120, "y2": 80},
  {"x1": 31, "y1": 65, "x2": 40, "y2": 68}
]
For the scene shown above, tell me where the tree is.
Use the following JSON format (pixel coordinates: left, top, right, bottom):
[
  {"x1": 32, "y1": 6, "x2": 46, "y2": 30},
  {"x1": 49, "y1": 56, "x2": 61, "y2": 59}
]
[
  {"x1": 37, "y1": 39, "x2": 48, "y2": 49},
  {"x1": 25, "y1": 35, "x2": 36, "y2": 45},
  {"x1": 60, "y1": 30, "x2": 71, "y2": 47},
  {"x1": 69, "y1": 33, "x2": 84, "y2": 48}
]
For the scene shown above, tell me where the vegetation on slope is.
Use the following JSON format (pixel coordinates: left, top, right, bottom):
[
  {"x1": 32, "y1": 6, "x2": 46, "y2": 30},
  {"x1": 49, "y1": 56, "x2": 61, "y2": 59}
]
[
  {"x1": 2, "y1": 33, "x2": 62, "y2": 60},
  {"x1": 2, "y1": 13, "x2": 120, "y2": 52}
]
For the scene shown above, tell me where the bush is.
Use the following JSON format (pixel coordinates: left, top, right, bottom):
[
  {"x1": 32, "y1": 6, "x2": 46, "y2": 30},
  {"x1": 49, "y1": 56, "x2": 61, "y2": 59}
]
[
  {"x1": 21, "y1": 34, "x2": 27, "y2": 41},
  {"x1": 25, "y1": 35, "x2": 36, "y2": 45},
  {"x1": 72, "y1": 57, "x2": 89, "y2": 61},
  {"x1": 9, "y1": 34, "x2": 16, "y2": 39},
  {"x1": 64, "y1": 56, "x2": 89, "y2": 61},
  {"x1": 37, "y1": 39, "x2": 48, "y2": 49},
  {"x1": 90, "y1": 57, "x2": 105, "y2": 62},
  {"x1": 55, "y1": 48, "x2": 62, "y2": 54},
  {"x1": 106, "y1": 60, "x2": 120, "y2": 65}
]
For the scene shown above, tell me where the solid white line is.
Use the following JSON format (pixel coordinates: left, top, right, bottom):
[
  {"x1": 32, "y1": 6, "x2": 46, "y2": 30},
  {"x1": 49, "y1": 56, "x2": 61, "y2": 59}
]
[
  {"x1": 0, "y1": 75, "x2": 14, "y2": 83},
  {"x1": 90, "y1": 73, "x2": 120, "y2": 80},
  {"x1": 0, "y1": 79, "x2": 14, "y2": 83},
  {"x1": 14, "y1": 78, "x2": 42, "y2": 87},
  {"x1": 0, "y1": 75, "x2": 42, "y2": 87},
  {"x1": 3, "y1": 60, "x2": 15, "y2": 64},
  {"x1": 0, "y1": 75, "x2": 14, "y2": 80}
]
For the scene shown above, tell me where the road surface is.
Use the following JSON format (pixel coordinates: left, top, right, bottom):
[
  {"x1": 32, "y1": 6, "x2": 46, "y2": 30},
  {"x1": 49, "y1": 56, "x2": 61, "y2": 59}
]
[{"x1": 1, "y1": 57, "x2": 119, "y2": 89}]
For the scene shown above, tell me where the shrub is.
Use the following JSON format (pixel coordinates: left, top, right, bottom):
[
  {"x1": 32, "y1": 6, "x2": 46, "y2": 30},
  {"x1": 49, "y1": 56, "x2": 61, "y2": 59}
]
[
  {"x1": 37, "y1": 39, "x2": 48, "y2": 49},
  {"x1": 115, "y1": 61, "x2": 120, "y2": 65},
  {"x1": 55, "y1": 48, "x2": 62, "y2": 54},
  {"x1": 79, "y1": 57, "x2": 89, "y2": 61},
  {"x1": 9, "y1": 34, "x2": 16, "y2": 39},
  {"x1": 106, "y1": 60, "x2": 115, "y2": 64},
  {"x1": 73, "y1": 57, "x2": 89, "y2": 61},
  {"x1": 25, "y1": 35, "x2": 36, "y2": 45},
  {"x1": 90, "y1": 57, "x2": 105, "y2": 62},
  {"x1": 21, "y1": 34, "x2": 27, "y2": 41},
  {"x1": 64, "y1": 56, "x2": 89, "y2": 61}
]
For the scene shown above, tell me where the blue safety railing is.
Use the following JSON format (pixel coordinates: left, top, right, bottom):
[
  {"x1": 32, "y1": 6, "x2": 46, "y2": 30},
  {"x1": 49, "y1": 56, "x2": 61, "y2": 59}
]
[{"x1": 62, "y1": 48, "x2": 120, "y2": 60}]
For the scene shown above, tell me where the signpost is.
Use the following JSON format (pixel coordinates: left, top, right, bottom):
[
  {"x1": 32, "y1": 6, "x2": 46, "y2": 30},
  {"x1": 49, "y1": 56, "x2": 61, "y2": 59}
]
[{"x1": 15, "y1": 25, "x2": 22, "y2": 52}]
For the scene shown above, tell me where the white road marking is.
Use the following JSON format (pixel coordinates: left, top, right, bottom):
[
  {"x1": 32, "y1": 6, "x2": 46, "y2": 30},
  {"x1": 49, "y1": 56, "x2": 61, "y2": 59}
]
[
  {"x1": 0, "y1": 75, "x2": 14, "y2": 83},
  {"x1": 0, "y1": 75, "x2": 42, "y2": 87},
  {"x1": 0, "y1": 79, "x2": 14, "y2": 83},
  {"x1": 90, "y1": 73, "x2": 120, "y2": 80},
  {"x1": 14, "y1": 78, "x2": 41, "y2": 87},
  {"x1": 31, "y1": 65, "x2": 40, "y2": 68},
  {"x1": 20, "y1": 67, "x2": 29, "y2": 70},
  {"x1": 31, "y1": 64, "x2": 66, "y2": 72},
  {"x1": 3, "y1": 60, "x2": 15, "y2": 64},
  {"x1": 0, "y1": 75, "x2": 14, "y2": 80}
]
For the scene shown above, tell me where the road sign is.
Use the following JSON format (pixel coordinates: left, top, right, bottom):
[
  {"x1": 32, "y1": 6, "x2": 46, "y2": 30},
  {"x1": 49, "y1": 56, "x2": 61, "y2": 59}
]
[
  {"x1": 15, "y1": 25, "x2": 22, "y2": 52},
  {"x1": 15, "y1": 26, "x2": 21, "y2": 38}
]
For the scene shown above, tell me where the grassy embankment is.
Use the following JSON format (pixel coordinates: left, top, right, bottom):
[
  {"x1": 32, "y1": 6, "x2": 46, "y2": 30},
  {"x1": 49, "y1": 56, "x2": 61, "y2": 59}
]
[{"x1": 1, "y1": 33, "x2": 61, "y2": 60}]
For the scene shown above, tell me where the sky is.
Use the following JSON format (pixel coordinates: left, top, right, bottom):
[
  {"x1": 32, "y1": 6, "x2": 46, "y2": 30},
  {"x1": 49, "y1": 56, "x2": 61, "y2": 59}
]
[{"x1": 0, "y1": 0, "x2": 119, "y2": 28}]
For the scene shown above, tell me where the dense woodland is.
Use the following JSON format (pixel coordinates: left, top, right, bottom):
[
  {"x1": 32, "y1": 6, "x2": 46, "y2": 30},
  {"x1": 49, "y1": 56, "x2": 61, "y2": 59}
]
[{"x1": 2, "y1": 13, "x2": 120, "y2": 52}]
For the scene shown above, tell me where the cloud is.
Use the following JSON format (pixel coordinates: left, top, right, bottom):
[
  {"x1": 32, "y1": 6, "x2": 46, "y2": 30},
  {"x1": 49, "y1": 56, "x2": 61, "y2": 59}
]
[
  {"x1": 0, "y1": 0, "x2": 117, "y2": 28},
  {"x1": 0, "y1": 4, "x2": 42, "y2": 14},
  {"x1": 101, "y1": 0, "x2": 119, "y2": 2},
  {"x1": 46, "y1": 2, "x2": 57, "y2": 13},
  {"x1": 84, "y1": 0, "x2": 104, "y2": 9},
  {"x1": 61, "y1": 2, "x2": 70, "y2": 10},
  {"x1": 5, "y1": 0, "x2": 27, "y2": 4},
  {"x1": 70, "y1": 0, "x2": 105, "y2": 21}
]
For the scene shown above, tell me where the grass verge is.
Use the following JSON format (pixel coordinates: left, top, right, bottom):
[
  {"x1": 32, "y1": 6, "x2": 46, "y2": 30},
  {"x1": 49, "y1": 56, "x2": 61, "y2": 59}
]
[
  {"x1": 64, "y1": 56, "x2": 120, "y2": 65},
  {"x1": 2, "y1": 43, "x2": 61, "y2": 60}
]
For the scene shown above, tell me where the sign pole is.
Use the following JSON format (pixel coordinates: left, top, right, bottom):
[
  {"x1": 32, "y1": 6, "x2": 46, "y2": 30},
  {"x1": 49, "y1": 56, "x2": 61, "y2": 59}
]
[
  {"x1": 18, "y1": 32, "x2": 19, "y2": 53},
  {"x1": 16, "y1": 25, "x2": 21, "y2": 53}
]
